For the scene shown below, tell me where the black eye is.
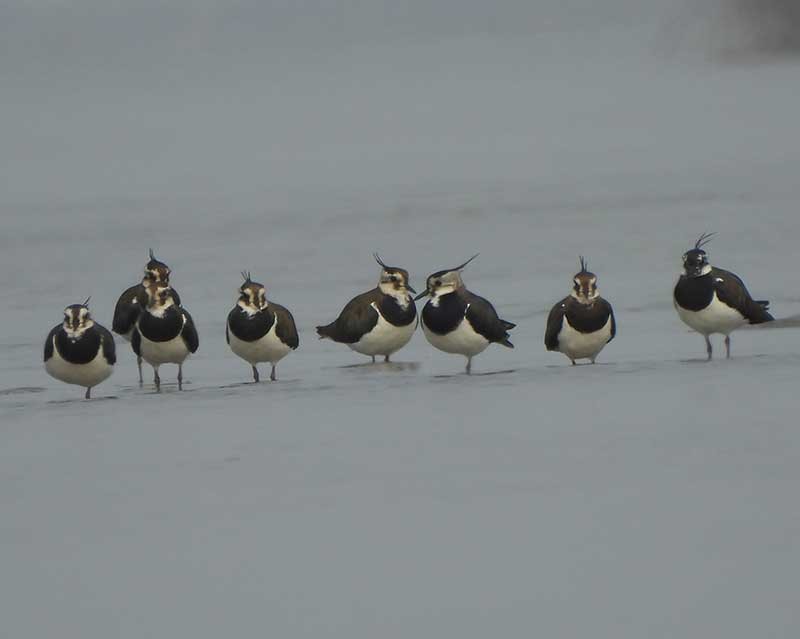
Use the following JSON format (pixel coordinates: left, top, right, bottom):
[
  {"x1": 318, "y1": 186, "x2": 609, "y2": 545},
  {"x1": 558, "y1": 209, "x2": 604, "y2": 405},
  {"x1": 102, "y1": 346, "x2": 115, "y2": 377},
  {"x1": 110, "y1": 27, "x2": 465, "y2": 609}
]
[{"x1": 435, "y1": 280, "x2": 442, "y2": 286}]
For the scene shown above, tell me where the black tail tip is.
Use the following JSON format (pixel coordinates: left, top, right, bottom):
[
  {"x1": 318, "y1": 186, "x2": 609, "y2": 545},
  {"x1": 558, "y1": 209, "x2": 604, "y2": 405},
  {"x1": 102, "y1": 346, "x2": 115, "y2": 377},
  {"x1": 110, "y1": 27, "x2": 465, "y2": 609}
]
[
  {"x1": 756, "y1": 300, "x2": 770, "y2": 310},
  {"x1": 500, "y1": 338, "x2": 514, "y2": 349}
]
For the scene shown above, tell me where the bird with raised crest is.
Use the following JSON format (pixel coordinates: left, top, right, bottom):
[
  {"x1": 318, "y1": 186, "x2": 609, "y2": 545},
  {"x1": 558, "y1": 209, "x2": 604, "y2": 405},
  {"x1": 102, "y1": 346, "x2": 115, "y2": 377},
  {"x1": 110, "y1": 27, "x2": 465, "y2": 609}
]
[
  {"x1": 226, "y1": 272, "x2": 299, "y2": 382},
  {"x1": 316, "y1": 254, "x2": 418, "y2": 363},
  {"x1": 415, "y1": 255, "x2": 515, "y2": 374},
  {"x1": 132, "y1": 283, "x2": 198, "y2": 391},
  {"x1": 44, "y1": 298, "x2": 116, "y2": 399},
  {"x1": 112, "y1": 249, "x2": 181, "y2": 385},
  {"x1": 673, "y1": 232, "x2": 774, "y2": 360},
  {"x1": 545, "y1": 257, "x2": 616, "y2": 365}
]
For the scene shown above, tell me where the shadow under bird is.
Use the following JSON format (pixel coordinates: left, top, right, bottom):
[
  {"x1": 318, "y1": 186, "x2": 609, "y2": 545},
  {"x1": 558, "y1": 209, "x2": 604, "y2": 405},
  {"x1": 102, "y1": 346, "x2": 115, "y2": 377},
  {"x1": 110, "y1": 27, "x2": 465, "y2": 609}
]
[
  {"x1": 112, "y1": 250, "x2": 181, "y2": 385},
  {"x1": 316, "y1": 254, "x2": 418, "y2": 363},
  {"x1": 44, "y1": 298, "x2": 116, "y2": 399},
  {"x1": 545, "y1": 257, "x2": 616, "y2": 365},
  {"x1": 415, "y1": 255, "x2": 515, "y2": 374},
  {"x1": 673, "y1": 232, "x2": 774, "y2": 359},
  {"x1": 226, "y1": 272, "x2": 299, "y2": 382},
  {"x1": 132, "y1": 283, "x2": 198, "y2": 391}
]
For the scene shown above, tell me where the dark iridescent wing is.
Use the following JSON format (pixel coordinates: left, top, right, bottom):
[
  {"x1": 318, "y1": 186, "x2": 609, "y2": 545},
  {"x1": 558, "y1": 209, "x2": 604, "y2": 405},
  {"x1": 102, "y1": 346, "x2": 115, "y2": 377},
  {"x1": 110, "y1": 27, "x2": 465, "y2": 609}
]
[
  {"x1": 712, "y1": 268, "x2": 774, "y2": 324},
  {"x1": 316, "y1": 289, "x2": 379, "y2": 344},
  {"x1": 272, "y1": 302, "x2": 300, "y2": 349},
  {"x1": 545, "y1": 299, "x2": 567, "y2": 351},
  {"x1": 112, "y1": 284, "x2": 144, "y2": 336},
  {"x1": 463, "y1": 290, "x2": 514, "y2": 346},
  {"x1": 96, "y1": 323, "x2": 117, "y2": 365},
  {"x1": 43, "y1": 325, "x2": 59, "y2": 362},
  {"x1": 181, "y1": 308, "x2": 200, "y2": 353}
]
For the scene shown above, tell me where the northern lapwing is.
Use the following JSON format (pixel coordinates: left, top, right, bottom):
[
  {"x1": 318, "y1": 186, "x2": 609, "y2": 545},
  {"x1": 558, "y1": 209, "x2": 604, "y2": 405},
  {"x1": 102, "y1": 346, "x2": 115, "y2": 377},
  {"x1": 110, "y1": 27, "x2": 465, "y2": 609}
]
[
  {"x1": 132, "y1": 283, "x2": 198, "y2": 391},
  {"x1": 674, "y1": 232, "x2": 774, "y2": 359},
  {"x1": 415, "y1": 255, "x2": 515, "y2": 374},
  {"x1": 44, "y1": 298, "x2": 116, "y2": 399},
  {"x1": 545, "y1": 257, "x2": 616, "y2": 365},
  {"x1": 112, "y1": 250, "x2": 181, "y2": 384},
  {"x1": 316, "y1": 254, "x2": 418, "y2": 363},
  {"x1": 227, "y1": 272, "x2": 299, "y2": 382}
]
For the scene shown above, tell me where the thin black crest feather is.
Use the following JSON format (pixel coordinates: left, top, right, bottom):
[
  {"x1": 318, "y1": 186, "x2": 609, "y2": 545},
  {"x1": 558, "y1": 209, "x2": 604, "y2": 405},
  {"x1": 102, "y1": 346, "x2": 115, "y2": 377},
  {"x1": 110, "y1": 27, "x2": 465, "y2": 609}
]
[
  {"x1": 82, "y1": 296, "x2": 91, "y2": 307},
  {"x1": 374, "y1": 253, "x2": 387, "y2": 268},
  {"x1": 579, "y1": 256, "x2": 588, "y2": 273},
  {"x1": 694, "y1": 232, "x2": 716, "y2": 250},
  {"x1": 149, "y1": 248, "x2": 156, "y2": 261},
  {"x1": 453, "y1": 253, "x2": 479, "y2": 271},
  {"x1": 241, "y1": 270, "x2": 252, "y2": 284}
]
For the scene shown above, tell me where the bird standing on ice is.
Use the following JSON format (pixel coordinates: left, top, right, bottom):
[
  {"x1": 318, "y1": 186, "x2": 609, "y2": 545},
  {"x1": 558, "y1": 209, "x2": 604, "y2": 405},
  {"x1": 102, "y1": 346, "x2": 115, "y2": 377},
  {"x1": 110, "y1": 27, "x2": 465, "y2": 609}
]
[
  {"x1": 112, "y1": 250, "x2": 181, "y2": 384},
  {"x1": 316, "y1": 254, "x2": 418, "y2": 363},
  {"x1": 545, "y1": 257, "x2": 616, "y2": 365},
  {"x1": 416, "y1": 255, "x2": 515, "y2": 374},
  {"x1": 673, "y1": 233, "x2": 774, "y2": 359},
  {"x1": 227, "y1": 272, "x2": 299, "y2": 382},
  {"x1": 44, "y1": 299, "x2": 116, "y2": 399},
  {"x1": 132, "y1": 283, "x2": 198, "y2": 391}
]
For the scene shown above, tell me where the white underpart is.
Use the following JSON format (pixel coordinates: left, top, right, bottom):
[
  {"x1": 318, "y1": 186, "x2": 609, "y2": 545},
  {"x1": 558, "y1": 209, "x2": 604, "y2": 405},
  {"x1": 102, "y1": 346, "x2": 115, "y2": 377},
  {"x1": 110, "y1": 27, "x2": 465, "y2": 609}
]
[
  {"x1": 421, "y1": 304, "x2": 490, "y2": 358},
  {"x1": 228, "y1": 316, "x2": 293, "y2": 365},
  {"x1": 138, "y1": 315, "x2": 191, "y2": 367},
  {"x1": 675, "y1": 291, "x2": 747, "y2": 336},
  {"x1": 429, "y1": 286, "x2": 456, "y2": 306},
  {"x1": 557, "y1": 314, "x2": 613, "y2": 362},
  {"x1": 45, "y1": 336, "x2": 113, "y2": 389},
  {"x1": 348, "y1": 302, "x2": 417, "y2": 357}
]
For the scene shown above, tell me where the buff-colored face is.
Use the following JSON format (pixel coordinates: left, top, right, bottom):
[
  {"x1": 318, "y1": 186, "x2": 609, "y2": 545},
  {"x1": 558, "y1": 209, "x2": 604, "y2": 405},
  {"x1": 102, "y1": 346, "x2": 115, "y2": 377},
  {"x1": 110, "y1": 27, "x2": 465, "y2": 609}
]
[
  {"x1": 379, "y1": 268, "x2": 415, "y2": 295},
  {"x1": 63, "y1": 305, "x2": 93, "y2": 332},
  {"x1": 424, "y1": 269, "x2": 464, "y2": 296},
  {"x1": 143, "y1": 263, "x2": 171, "y2": 287},
  {"x1": 239, "y1": 282, "x2": 267, "y2": 310},
  {"x1": 571, "y1": 272, "x2": 599, "y2": 303},
  {"x1": 145, "y1": 283, "x2": 175, "y2": 309}
]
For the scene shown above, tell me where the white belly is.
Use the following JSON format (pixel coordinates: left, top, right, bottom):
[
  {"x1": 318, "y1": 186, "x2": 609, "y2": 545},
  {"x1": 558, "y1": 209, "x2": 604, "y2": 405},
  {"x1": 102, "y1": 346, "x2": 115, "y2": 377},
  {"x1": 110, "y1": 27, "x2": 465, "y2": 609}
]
[
  {"x1": 349, "y1": 304, "x2": 417, "y2": 357},
  {"x1": 139, "y1": 333, "x2": 190, "y2": 366},
  {"x1": 228, "y1": 320, "x2": 293, "y2": 365},
  {"x1": 557, "y1": 315, "x2": 613, "y2": 361},
  {"x1": 45, "y1": 340, "x2": 114, "y2": 389},
  {"x1": 675, "y1": 293, "x2": 747, "y2": 336},
  {"x1": 422, "y1": 317, "x2": 489, "y2": 357}
]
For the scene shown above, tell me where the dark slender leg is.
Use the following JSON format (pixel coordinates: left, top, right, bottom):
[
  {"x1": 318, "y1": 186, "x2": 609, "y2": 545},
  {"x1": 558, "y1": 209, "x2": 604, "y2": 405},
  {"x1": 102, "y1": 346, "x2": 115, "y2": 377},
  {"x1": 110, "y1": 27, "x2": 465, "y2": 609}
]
[
  {"x1": 270, "y1": 364, "x2": 277, "y2": 382},
  {"x1": 590, "y1": 358, "x2": 597, "y2": 364},
  {"x1": 252, "y1": 365, "x2": 260, "y2": 383},
  {"x1": 384, "y1": 355, "x2": 390, "y2": 363},
  {"x1": 724, "y1": 335, "x2": 731, "y2": 359},
  {"x1": 705, "y1": 335, "x2": 713, "y2": 361},
  {"x1": 178, "y1": 364, "x2": 183, "y2": 391},
  {"x1": 154, "y1": 368, "x2": 161, "y2": 392},
  {"x1": 371, "y1": 356, "x2": 376, "y2": 363},
  {"x1": 571, "y1": 359, "x2": 576, "y2": 366},
  {"x1": 466, "y1": 357, "x2": 472, "y2": 375},
  {"x1": 137, "y1": 356, "x2": 143, "y2": 387},
  {"x1": 85, "y1": 387, "x2": 91, "y2": 400}
]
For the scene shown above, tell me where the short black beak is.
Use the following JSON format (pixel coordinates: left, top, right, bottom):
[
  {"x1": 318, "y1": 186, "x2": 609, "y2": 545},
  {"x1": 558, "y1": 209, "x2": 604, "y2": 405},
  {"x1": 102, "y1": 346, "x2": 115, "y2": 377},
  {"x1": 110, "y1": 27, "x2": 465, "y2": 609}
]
[
  {"x1": 406, "y1": 283, "x2": 417, "y2": 295},
  {"x1": 413, "y1": 289, "x2": 429, "y2": 301}
]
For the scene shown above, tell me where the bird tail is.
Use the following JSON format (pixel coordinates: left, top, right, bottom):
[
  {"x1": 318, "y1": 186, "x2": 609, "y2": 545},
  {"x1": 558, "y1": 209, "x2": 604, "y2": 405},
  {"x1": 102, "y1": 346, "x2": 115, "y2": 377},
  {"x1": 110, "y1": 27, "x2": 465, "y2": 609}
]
[
  {"x1": 499, "y1": 337, "x2": 514, "y2": 349},
  {"x1": 501, "y1": 320, "x2": 516, "y2": 331},
  {"x1": 749, "y1": 300, "x2": 774, "y2": 324},
  {"x1": 316, "y1": 323, "x2": 334, "y2": 340}
]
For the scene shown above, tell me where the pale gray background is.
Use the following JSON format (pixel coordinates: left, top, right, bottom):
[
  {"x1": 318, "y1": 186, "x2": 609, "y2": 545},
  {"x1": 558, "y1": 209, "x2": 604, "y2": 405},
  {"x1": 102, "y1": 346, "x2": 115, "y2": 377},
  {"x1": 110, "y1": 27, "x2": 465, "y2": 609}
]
[{"x1": 2, "y1": 1, "x2": 799, "y2": 637}]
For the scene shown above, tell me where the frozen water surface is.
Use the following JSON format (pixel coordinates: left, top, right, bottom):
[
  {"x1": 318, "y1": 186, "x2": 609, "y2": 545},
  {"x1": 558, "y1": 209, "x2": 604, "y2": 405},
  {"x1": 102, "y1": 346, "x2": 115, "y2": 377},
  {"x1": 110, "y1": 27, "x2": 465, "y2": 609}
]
[{"x1": 2, "y1": 1, "x2": 800, "y2": 637}]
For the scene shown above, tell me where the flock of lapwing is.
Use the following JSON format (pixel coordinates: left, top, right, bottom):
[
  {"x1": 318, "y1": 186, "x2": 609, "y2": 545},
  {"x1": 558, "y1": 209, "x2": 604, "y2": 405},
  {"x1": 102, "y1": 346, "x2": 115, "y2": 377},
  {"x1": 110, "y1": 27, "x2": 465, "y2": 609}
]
[{"x1": 43, "y1": 233, "x2": 775, "y2": 398}]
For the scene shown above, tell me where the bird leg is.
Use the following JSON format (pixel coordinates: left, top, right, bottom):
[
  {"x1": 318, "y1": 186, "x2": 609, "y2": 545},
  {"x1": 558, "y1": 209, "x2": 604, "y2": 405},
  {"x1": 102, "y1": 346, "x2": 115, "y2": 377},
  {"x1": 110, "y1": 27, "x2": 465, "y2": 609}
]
[
  {"x1": 705, "y1": 335, "x2": 713, "y2": 361},
  {"x1": 85, "y1": 387, "x2": 91, "y2": 400},
  {"x1": 724, "y1": 335, "x2": 731, "y2": 359},
  {"x1": 252, "y1": 365, "x2": 260, "y2": 383},
  {"x1": 371, "y1": 356, "x2": 376, "y2": 363},
  {"x1": 154, "y1": 368, "x2": 161, "y2": 392},
  {"x1": 137, "y1": 356, "x2": 143, "y2": 387},
  {"x1": 178, "y1": 364, "x2": 183, "y2": 390},
  {"x1": 466, "y1": 357, "x2": 472, "y2": 375},
  {"x1": 270, "y1": 364, "x2": 277, "y2": 382},
  {"x1": 384, "y1": 355, "x2": 390, "y2": 363}
]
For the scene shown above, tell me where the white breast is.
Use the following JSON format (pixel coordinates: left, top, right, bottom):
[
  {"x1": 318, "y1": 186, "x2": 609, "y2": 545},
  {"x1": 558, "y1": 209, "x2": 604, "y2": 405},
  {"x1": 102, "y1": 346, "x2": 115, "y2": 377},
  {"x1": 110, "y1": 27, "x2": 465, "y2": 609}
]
[
  {"x1": 675, "y1": 292, "x2": 747, "y2": 336},
  {"x1": 348, "y1": 303, "x2": 417, "y2": 357},
  {"x1": 557, "y1": 315, "x2": 613, "y2": 362},
  {"x1": 45, "y1": 338, "x2": 114, "y2": 389},
  {"x1": 421, "y1": 311, "x2": 490, "y2": 357},
  {"x1": 139, "y1": 332, "x2": 190, "y2": 366},
  {"x1": 228, "y1": 317, "x2": 293, "y2": 365}
]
